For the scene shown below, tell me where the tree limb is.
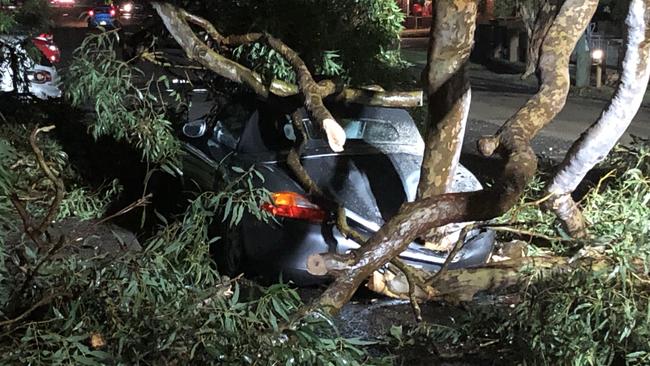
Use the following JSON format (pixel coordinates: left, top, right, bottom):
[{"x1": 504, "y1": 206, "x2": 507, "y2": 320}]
[
  {"x1": 151, "y1": 2, "x2": 423, "y2": 109},
  {"x1": 310, "y1": 0, "x2": 598, "y2": 313},
  {"x1": 544, "y1": 0, "x2": 650, "y2": 238}
]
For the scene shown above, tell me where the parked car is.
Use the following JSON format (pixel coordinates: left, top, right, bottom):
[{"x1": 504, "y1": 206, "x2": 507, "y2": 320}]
[
  {"x1": 31, "y1": 33, "x2": 60, "y2": 64},
  {"x1": 87, "y1": 3, "x2": 119, "y2": 28},
  {"x1": 48, "y1": 0, "x2": 75, "y2": 8},
  {"x1": 0, "y1": 34, "x2": 61, "y2": 99},
  {"x1": 179, "y1": 99, "x2": 495, "y2": 284},
  {"x1": 116, "y1": 0, "x2": 153, "y2": 23}
]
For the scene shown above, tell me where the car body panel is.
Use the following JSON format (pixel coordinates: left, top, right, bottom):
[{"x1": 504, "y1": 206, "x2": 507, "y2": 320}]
[
  {"x1": 88, "y1": 5, "x2": 118, "y2": 28},
  {"x1": 0, "y1": 35, "x2": 62, "y2": 99}
]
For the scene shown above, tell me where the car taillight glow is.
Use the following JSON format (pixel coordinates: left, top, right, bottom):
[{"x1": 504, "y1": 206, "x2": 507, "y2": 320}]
[
  {"x1": 30, "y1": 71, "x2": 52, "y2": 84},
  {"x1": 110, "y1": 8, "x2": 116, "y2": 16},
  {"x1": 88, "y1": 9, "x2": 94, "y2": 16},
  {"x1": 261, "y1": 192, "x2": 327, "y2": 223}
]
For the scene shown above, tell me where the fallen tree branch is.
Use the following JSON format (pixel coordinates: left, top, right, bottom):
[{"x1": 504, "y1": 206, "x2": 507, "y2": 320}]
[
  {"x1": 369, "y1": 254, "x2": 611, "y2": 303},
  {"x1": 151, "y1": 2, "x2": 423, "y2": 110},
  {"x1": 309, "y1": 0, "x2": 598, "y2": 313}
]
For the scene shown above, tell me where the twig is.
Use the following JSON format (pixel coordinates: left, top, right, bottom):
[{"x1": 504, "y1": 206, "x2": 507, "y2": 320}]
[
  {"x1": 29, "y1": 125, "x2": 64, "y2": 233},
  {"x1": 0, "y1": 291, "x2": 63, "y2": 328},
  {"x1": 578, "y1": 168, "x2": 616, "y2": 204},
  {"x1": 507, "y1": 191, "x2": 554, "y2": 225},
  {"x1": 94, "y1": 194, "x2": 152, "y2": 226},
  {"x1": 487, "y1": 226, "x2": 573, "y2": 243},
  {"x1": 13, "y1": 235, "x2": 67, "y2": 299},
  {"x1": 391, "y1": 259, "x2": 424, "y2": 322}
]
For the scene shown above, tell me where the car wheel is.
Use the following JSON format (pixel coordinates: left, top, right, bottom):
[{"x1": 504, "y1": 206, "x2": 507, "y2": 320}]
[{"x1": 211, "y1": 223, "x2": 245, "y2": 277}]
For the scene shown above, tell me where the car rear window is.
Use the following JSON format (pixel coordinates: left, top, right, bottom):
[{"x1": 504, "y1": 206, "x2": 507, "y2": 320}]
[{"x1": 303, "y1": 118, "x2": 400, "y2": 144}]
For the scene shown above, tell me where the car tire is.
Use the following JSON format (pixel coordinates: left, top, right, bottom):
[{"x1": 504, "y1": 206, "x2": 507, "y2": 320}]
[{"x1": 211, "y1": 223, "x2": 245, "y2": 277}]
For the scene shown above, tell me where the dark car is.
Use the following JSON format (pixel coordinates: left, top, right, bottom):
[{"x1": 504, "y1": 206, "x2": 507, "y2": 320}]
[
  {"x1": 180, "y1": 100, "x2": 495, "y2": 284},
  {"x1": 87, "y1": 3, "x2": 118, "y2": 28},
  {"x1": 116, "y1": 0, "x2": 153, "y2": 23}
]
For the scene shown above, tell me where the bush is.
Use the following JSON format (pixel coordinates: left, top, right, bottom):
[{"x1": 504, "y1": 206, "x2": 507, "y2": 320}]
[
  {"x1": 392, "y1": 140, "x2": 650, "y2": 365},
  {"x1": 0, "y1": 133, "x2": 382, "y2": 365}
]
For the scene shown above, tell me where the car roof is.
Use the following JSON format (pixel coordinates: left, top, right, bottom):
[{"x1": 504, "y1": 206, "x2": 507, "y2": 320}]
[{"x1": 236, "y1": 103, "x2": 421, "y2": 154}]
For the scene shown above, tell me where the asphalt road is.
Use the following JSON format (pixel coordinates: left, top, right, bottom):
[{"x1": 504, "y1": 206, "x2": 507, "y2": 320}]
[{"x1": 402, "y1": 49, "x2": 650, "y2": 160}]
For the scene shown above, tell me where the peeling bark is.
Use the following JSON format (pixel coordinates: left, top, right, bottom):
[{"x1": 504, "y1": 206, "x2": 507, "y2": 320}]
[
  {"x1": 418, "y1": 0, "x2": 477, "y2": 198},
  {"x1": 545, "y1": 0, "x2": 650, "y2": 238},
  {"x1": 417, "y1": 0, "x2": 476, "y2": 247},
  {"x1": 478, "y1": 0, "x2": 598, "y2": 156},
  {"x1": 310, "y1": 0, "x2": 597, "y2": 313},
  {"x1": 522, "y1": 0, "x2": 559, "y2": 80},
  {"x1": 368, "y1": 255, "x2": 610, "y2": 302}
]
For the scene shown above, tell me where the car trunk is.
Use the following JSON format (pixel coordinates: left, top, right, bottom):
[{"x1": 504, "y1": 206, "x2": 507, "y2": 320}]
[{"x1": 297, "y1": 148, "x2": 422, "y2": 226}]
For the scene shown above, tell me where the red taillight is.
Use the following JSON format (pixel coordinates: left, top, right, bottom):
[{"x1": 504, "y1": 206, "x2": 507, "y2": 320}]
[
  {"x1": 261, "y1": 192, "x2": 327, "y2": 223},
  {"x1": 88, "y1": 9, "x2": 94, "y2": 16},
  {"x1": 110, "y1": 8, "x2": 116, "y2": 16}
]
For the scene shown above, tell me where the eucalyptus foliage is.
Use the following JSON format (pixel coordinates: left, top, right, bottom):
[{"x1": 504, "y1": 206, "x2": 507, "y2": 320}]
[
  {"x1": 396, "y1": 141, "x2": 650, "y2": 365},
  {"x1": 175, "y1": 0, "x2": 405, "y2": 84},
  {"x1": 66, "y1": 31, "x2": 182, "y2": 169},
  {"x1": 0, "y1": 156, "x2": 379, "y2": 365}
]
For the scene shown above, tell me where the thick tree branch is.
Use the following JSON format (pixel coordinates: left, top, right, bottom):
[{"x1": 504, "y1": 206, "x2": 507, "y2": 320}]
[
  {"x1": 310, "y1": 0, "x2": 598, "y2": 313},
  {"x1": 262, "y1": 34, "x2": 346, "y2": 152},
  {"x1": 477, "y1": 0, "x2": 598, "y2": 156},
  {"x1": 545, "y1": 0, "x2": 650, "y2": 238},
  {"x1": 368, "y1": 255, "x2": 611, "y2": 303},
  {"x1": 151, "y1": 2, "x2": 423, "y2": 109}
]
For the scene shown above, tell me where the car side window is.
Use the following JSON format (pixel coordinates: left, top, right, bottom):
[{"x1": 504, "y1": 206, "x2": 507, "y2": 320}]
[{"x1": 212, "y1": 103, "x2": 253, "y2": 148}]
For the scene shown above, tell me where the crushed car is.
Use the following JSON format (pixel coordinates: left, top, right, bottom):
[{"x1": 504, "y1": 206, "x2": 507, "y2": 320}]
[{"x1": 180, "y1": 99, "x2": 495, "y2": 284}]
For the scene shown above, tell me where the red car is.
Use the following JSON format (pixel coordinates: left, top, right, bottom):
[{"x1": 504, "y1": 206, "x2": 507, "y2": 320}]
[
  {"x1": 49, "y1": 0, "x2": 75, "y2": 7},
  {"x1": 31, "y1": 33, "x2": 60, "y2": 64}
]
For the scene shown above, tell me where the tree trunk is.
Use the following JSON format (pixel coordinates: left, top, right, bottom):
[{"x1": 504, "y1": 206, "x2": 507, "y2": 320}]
[
  {"x1": 310, "y1": 0, "x2": 598, "y2": 313},
  {"x1": 545, "y1": 0, "x2": 650, "y2": 238},
  {"x1": 522, "y1": 0, "x2": 559, "y2": 80},
  {"x1": 417, "y1": 0, "x2": 475, "y2": 248},
  {"x1": 418, "y1": 0, "x2": 477, "y2": 197}
]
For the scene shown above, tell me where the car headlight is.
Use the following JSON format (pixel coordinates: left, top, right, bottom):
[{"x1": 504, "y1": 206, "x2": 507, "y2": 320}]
[
  {"x1": 591, "y1": 49, "x2": 604, "y2": 62},
  {"x1": 122, "y1": 2, "x2": 133, "y2": 12}
]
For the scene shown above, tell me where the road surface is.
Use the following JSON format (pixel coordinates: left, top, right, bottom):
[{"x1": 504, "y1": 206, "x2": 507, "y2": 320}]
[{"x1": 402, "y1": 49, "x2": 650, "y2": 159}]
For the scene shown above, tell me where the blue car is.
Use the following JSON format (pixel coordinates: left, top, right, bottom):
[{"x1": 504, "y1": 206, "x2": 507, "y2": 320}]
[{"x1": 88, "y1": 4, "x2": 119, "y2": 28}]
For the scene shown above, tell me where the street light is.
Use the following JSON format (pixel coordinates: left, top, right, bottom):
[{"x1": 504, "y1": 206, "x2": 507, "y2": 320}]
[{"x1": 592, "y1": 48, "x2": 604, "y2": 88}]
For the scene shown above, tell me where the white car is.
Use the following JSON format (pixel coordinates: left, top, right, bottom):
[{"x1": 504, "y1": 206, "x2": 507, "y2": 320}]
[{"x1": 0, "y1": 35, "x2": 61, "y2": 99}]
